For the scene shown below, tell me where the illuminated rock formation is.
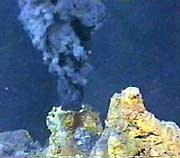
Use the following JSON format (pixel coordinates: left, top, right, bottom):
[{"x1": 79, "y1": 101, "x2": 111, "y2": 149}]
[
  {"x1": 45, "y1": 105, "x2": 103, "y2": 157},
  {"x1": 91, "y1": 87, "x2": 180, "y2": 157},
  {"x1": 2, "y1": 87, "x2": 180, "y2": 157},
  {"x1": 45, "y1": 87, "x2": 180, "y2": 158}
]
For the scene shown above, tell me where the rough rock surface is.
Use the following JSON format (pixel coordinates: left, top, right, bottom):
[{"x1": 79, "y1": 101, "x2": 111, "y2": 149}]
[
  {"x1": 2, "y1": 87, "x2": 180, "y2": 158},
  {"x1": 0, "y1": 129, "x2": 41, "y2": 157},
  {"x1": 44, "y1": 105, "x2": 103, "y2": 157},
  {"x1": 91, "y1": 87, "x2": 180, "y2": 158},
  {"x1": 44, "y1": 87, "x2": 180, "y2": 158}
]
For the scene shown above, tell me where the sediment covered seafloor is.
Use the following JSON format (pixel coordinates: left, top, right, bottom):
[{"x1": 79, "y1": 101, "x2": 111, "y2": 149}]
[{"x1": 1, "y1": 87, "x2": 180, "y2": 157}]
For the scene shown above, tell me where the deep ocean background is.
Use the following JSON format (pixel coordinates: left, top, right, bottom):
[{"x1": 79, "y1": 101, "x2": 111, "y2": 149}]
[{"x1": 0, "y1": 0, "x2": 180, "y2": 144}]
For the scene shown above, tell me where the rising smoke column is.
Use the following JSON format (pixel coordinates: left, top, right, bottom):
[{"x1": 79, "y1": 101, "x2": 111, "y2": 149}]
[{"x1": 18, "y1": 0, "x2": 105, "y2": 108}]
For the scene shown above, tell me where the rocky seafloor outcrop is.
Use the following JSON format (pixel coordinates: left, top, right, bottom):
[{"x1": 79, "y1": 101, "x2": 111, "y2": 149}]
[
  {"x1": 0, "y1": 129, "x2": 41, "y2": 157},
  {"x1": 1, "y1": 87, "x2": 180, "y2": 157}
]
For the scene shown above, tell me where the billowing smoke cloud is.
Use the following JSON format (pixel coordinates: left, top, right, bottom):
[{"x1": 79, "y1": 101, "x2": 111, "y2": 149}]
[{"x1": 18, "y1": 0, "x2": 105, "y2": 109}]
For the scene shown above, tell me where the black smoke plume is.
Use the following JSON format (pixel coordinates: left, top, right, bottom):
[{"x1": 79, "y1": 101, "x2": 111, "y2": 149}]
[{"x1": 18, "y1": 0, "x2": 105, "y2": 109}]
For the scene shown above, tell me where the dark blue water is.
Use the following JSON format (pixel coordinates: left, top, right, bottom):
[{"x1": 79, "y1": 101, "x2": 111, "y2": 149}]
[{"x1": 0, "y1": 0, "x2": 180, "y2": 144}]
